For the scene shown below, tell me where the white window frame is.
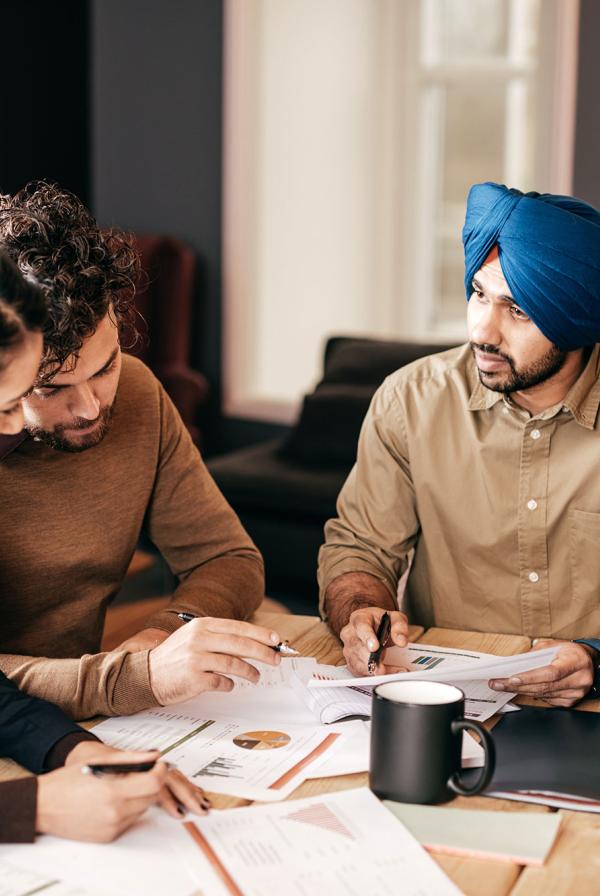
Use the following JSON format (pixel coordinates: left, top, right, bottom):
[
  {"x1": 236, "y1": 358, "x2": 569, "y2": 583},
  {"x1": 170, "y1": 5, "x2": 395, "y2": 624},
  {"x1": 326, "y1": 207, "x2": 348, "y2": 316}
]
[{"x1": 223, "y1": 0, "x2": 580, "y2": 423}]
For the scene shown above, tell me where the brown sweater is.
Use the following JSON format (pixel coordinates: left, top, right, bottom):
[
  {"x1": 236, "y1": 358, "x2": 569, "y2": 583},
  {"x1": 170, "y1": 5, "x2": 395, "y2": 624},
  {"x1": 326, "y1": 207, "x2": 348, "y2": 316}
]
[{"x1": 0, "y1": 355, "x2": 264, "y2": 719}]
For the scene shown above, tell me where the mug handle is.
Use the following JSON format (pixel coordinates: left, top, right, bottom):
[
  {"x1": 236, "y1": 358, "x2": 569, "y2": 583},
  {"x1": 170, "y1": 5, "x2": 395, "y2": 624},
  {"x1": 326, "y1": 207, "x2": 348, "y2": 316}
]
[{"x1": 447, "y1": 719, "x2": 495, "y2": 796}]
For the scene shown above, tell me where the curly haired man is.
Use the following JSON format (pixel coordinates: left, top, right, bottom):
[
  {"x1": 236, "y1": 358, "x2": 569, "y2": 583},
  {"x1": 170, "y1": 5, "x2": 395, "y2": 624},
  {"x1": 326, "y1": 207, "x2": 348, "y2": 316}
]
[{"x1": 0, "y1": 182, "x2": 283, "y2": 720}]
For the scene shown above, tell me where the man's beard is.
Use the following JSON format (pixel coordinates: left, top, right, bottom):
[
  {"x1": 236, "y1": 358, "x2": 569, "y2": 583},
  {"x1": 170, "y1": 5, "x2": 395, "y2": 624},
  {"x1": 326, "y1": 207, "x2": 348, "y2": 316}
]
[
  {"x1": 470, "y1": 341, "x2": 567, "y2": 393},
  {"x1": 27, "y1": 404, "x2": 114, "y2": 453}
]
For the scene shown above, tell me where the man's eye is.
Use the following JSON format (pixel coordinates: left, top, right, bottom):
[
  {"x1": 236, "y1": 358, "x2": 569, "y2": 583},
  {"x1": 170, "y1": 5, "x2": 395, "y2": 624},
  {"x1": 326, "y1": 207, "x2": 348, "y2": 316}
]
[
  {"x1": 510, "y1": 304, "x2": 530, "y2": 321},
  {"x1": 35, "y1": 388, "x2": 59, "y2": 399},
  {"x1": 1, "y1": 405, "x2": 19, "y2": 416},
  {"x1": 95, "y1": 360, "x2": 117, "y2": 379}
]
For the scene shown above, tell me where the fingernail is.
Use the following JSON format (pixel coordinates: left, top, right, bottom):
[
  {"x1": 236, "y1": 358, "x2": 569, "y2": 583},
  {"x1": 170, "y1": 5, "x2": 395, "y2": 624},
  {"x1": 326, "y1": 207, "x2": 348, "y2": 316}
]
[
  {"x1": 508, "y1": 677, "x2": 522, "y2": 687},
  {"x1": 490, "y1": 681, "x2": 504, "y2": 690},
  {"x1": 270, "y1": 632, "x2": 279, "y2": 644},
  {"x1": 367, "y1": 639, "x2": 376, "y2": 651}
]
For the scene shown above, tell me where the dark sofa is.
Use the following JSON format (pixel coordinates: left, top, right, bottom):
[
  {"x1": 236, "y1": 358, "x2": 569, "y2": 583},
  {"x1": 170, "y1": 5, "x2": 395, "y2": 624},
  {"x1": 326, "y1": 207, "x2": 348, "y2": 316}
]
[{"x1": 208, "y1": 335, "x2": 455, "y2": 612}]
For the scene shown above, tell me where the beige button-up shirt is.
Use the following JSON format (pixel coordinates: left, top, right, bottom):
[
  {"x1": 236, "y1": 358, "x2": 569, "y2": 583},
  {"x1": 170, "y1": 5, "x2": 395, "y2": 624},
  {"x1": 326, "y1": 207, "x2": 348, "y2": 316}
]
[{"x1": 318, "y1": 343, "x2": 600, "y2": 638}]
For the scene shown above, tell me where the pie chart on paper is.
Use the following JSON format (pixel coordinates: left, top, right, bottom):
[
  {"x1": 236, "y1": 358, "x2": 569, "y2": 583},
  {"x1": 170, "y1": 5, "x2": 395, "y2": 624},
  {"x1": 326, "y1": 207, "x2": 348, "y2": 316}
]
[{"x1": 233, "y1": 730, "x2": 291, "y2": 750}]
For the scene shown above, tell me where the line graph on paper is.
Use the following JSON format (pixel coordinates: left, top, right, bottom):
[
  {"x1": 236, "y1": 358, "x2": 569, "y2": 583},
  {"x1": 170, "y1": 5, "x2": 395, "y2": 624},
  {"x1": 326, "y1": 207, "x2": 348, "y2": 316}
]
[{"x1": 284, "y1": 802, "x2": 355, "y2": 840}]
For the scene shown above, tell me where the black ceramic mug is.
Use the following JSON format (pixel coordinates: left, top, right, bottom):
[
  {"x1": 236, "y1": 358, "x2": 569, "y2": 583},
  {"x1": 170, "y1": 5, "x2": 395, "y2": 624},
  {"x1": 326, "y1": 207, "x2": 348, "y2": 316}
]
[{"x1": 369, "y1": 680, "x2": 495, "y2": 804}]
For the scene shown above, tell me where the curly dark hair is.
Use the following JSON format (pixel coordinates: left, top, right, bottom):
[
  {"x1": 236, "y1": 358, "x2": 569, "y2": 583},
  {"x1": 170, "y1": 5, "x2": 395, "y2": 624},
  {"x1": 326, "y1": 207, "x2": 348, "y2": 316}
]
[
  {"x1": 0, "y1": 250, "x2": 47, "y2": 371},
  {"x1": 0, "y1": 181, "x2": 141, "y2": 381}
]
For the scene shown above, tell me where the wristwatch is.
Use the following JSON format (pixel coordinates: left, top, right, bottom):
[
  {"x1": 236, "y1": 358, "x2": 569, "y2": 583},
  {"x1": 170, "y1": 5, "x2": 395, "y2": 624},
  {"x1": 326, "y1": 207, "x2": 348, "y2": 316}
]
[{"x1": 573, "y1": 638, "x2": 600, "y2": 698}]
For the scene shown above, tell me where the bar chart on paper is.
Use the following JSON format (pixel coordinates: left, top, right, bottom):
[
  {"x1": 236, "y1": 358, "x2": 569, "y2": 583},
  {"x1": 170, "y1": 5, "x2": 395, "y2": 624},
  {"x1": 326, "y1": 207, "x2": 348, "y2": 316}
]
[
  {"x1": 411, "y1": 653, "x2": 447, "y2": 670},
  {"x1": 194, "y1": 757, "x2": 244, "y2": 779}
]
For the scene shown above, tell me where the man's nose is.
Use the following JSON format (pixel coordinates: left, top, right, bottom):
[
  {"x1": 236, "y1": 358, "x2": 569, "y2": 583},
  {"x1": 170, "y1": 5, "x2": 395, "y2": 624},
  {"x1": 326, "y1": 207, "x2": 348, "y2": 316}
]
[
  {"x1": 470, "y1": 305, "x2": 502, "y2": 347},
  {"x1": 69, "y1": 384, "x2": 100, "y2": 421}
]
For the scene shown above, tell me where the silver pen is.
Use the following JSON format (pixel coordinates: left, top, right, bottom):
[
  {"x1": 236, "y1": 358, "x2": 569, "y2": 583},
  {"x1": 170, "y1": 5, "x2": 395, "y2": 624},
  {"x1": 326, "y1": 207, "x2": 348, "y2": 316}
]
[
  {"x1": 273, "y1": 641, "x2": 300, "y2": 656},
  {"x1": 178, "y1": 613, "x2": 299, "y2": 656}
]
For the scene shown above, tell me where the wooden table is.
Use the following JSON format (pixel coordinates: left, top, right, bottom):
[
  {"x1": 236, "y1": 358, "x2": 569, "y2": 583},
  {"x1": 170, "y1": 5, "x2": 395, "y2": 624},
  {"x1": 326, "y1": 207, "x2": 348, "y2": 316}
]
[
  {"x1": 2, "y1": 611, "x2": 599, "y2": 895},
  {"x1": 247, "y1": 613, "x2": 600, "y2": 896}
]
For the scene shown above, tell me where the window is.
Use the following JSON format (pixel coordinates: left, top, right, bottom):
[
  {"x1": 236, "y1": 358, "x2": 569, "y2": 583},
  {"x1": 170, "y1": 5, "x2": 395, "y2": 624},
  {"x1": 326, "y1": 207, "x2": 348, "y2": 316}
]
[{"x1": 224, "y1": 0, "x2": 579, "y2": 421}]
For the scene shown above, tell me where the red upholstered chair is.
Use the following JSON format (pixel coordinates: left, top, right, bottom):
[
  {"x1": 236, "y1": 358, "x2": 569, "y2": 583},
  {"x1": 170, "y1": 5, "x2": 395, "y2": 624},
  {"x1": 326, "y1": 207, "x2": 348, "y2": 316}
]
[{"x1": 126, "y1": 234, "x2": 209, "y2": 446}]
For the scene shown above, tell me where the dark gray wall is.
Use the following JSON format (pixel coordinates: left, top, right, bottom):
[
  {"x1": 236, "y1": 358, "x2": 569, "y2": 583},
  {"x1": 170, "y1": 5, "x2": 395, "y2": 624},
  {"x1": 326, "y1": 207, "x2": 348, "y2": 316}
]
[
  {"x1": 574, "y1": 0, "x2": 600, "y2": 208},
  {"x1": 91, "y1": 0, "x2": 223, "y2": 415}
]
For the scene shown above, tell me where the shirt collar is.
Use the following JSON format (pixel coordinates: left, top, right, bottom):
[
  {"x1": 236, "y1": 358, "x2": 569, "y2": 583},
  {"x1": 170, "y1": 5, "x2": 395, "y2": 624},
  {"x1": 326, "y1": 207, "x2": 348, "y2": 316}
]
[
  {"x1": 467, "y1": 354, "x2": 504, "y2": 412},
  {"x1": 467, "y1": 344, "x2": 600, "y2": 429},
  {"x1": 562, "y1": 344, "x2": 600, "y2": 429}
]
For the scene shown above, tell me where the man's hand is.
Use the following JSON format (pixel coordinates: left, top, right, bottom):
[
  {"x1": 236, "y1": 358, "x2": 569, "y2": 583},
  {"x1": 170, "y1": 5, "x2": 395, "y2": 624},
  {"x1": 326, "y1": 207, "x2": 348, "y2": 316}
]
[
  {"x1": 117, "y1": 628, "x2": 169, "y2": 652},
  {"x1": 66, "y1": 742, "x2": 211, "y2": 820},
  {"x1": 340, "y1": 607, "x2": 409, "y2": 676},
  {"x1": 148, "y1": 617, "x2": 282, "y2": 705},
  {"x1": 489, "y1": 639, "x2": 596, "y2": 707}
]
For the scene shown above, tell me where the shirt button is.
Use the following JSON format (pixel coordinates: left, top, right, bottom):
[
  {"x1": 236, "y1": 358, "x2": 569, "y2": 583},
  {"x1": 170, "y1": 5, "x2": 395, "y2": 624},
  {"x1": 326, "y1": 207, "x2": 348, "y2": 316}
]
[
  {"x1": 527, "y1": 499, "x2": 538, "y2": 510},
  {"x1": 528, "y1": 571, "x2": 540, "y2": 583},
  {"x1": 502, "y1": 407, "x2": 509, "y2": 415},
  {"x1": 531, "y1": 429, "x2": 541, "y2": 440}
]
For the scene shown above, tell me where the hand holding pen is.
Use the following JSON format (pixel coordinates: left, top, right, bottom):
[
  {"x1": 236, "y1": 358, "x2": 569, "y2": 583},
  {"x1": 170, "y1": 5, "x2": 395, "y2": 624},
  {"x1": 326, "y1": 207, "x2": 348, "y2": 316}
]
[
  {"x1": 367, "y1": 612, "x2": 392, "y2": 674},
  {"x1": 340, "y1": 606, "x2": 410, "y2": 677},
  {"x1": 145, "y1": 615, "x2": 300, "y2": 706},
  {"x1": 178, "y1": 613, "x2": 299, "y2": 655}
]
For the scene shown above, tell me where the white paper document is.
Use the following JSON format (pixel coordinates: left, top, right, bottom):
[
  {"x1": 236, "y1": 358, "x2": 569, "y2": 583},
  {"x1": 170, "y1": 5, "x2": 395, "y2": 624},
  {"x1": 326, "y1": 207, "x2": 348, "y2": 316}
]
[
  {"x1": 0, "y1": 812, "x2": 200, "y2": 896},
  {"x1": 307, "y1": 643, "x2": 558, "y2": 722},
  {"x1": 0, "y1": 862, "x2": 102, "y2": 896},
  {"x1": 182, "y1": 787, "x2": 463, "y2": 896},
  {"x1": 296, "y1": 654, "x2": 511, "y2": 723},
  {"x1": 93, "y1": 703, "x2": 338, "y2": 801}
]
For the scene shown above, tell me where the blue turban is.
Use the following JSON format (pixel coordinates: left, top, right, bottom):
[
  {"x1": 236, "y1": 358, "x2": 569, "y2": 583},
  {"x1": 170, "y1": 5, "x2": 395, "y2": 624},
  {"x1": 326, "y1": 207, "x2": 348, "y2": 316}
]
[{"x1": 462, "y1": 182, "x2": 600, "y2": 349}]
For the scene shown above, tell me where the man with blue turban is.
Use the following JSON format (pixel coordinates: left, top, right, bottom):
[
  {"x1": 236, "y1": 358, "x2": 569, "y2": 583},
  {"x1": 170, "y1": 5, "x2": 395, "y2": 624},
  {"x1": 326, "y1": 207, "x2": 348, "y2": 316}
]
[{"x1": 318, "y1": 182, "x2": 600, "y2": 708}]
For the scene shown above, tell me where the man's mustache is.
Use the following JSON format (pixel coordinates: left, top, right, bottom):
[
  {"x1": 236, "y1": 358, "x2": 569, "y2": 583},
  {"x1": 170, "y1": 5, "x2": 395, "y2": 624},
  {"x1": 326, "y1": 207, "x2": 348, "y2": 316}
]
[{"x1": 470, "y1": 342, "x2": 513, "y2": 365}]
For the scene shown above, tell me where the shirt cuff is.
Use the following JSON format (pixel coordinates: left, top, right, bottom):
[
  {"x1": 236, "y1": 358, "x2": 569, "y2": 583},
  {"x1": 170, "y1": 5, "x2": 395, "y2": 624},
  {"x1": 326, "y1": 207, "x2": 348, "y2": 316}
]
[
  {"x1": 44, "y1": 730, "x2": 100, "y2": 771},
  {"x1": 0, "y1": 777, "x2": 37, "y2": 842}
]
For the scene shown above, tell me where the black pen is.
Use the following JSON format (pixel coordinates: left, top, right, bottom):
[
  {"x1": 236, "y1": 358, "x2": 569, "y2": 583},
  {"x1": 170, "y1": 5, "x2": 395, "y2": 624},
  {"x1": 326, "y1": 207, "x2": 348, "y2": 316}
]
[
  {"x1": 368, "y1": 612, "x2": 391, "y2": 675},
  {"x1": 81, "y1": 759, "x2": 157, "y2": 777},
  {"x1": 177, "y1": 612, "x2": 299, "y2": 656}
]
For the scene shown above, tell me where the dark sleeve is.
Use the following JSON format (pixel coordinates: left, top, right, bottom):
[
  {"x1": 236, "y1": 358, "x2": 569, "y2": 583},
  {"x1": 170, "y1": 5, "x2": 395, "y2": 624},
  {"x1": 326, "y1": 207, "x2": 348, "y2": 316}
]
[
  {"x1": 0, "y1": 671, "x2": 98, "y2": 774},
  {"x1": 44, "y1": 730, "x2": 100, "y2": 771},
  {"x1": 0, "y1": 777, "x2": 37, "y2": 842}
]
